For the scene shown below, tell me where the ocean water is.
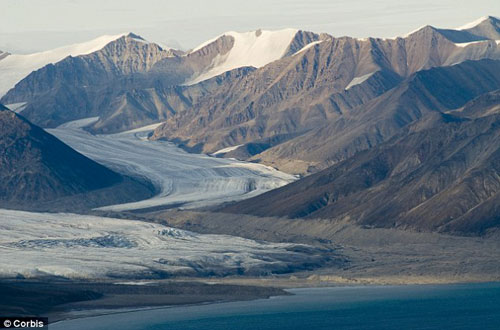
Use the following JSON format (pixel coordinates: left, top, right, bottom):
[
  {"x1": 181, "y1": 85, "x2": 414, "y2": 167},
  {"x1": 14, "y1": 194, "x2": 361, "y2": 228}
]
[{"x1": 51, "y1": 283, "x2": 500, "y2": 330}]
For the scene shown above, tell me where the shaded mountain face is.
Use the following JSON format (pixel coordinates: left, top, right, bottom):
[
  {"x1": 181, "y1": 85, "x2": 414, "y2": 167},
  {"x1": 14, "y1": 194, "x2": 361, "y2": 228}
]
[
  {"x1": 0, "y1": 105, "x2": 152, "y2": 208},
  {"x1": 221, "y1": 90, "x2": 500, "y2": 235},
  {"x1": 454, "y1": 88, "x2": 500, "y2": 118}
]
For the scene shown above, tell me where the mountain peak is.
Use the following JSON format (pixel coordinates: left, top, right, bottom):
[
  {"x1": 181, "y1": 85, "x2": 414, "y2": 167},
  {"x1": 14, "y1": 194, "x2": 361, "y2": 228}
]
[
  {"x1": 185, "y1": 28, "x2": 299, "y2": 85},
  {"x1": 457, "y1": 15, "x2": 499, "y2": 30},
  {"x1": 125, "y1": 32, "x2": 145, "y2": 40},
  {"x1": 402, "y1": 24, "x2": 437, "y2": 38},
  {"x1": 401, "y1": 16, "x2": 500, "y2": 43},
  {"x1": 0, "y1": 33, "x2": 127, "y2": 97}
]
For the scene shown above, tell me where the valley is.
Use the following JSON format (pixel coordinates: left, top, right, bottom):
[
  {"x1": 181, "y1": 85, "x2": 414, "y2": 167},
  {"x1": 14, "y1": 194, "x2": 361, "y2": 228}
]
[
  {"x1": 0, "y1": 12, "x2": 499, "y2": 327},
  {"x1": 48, "y1": 118, "x2": 296, "y2": 212}
]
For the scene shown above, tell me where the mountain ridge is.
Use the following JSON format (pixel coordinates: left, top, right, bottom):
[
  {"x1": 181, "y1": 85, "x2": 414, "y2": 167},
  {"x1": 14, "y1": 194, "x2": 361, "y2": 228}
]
[
  {"x1": 2, "y1": 17, "x2": 499, "y2": 138},
  {"x1": 220, "y1": 90, "x2": 500, "y2": 235}
]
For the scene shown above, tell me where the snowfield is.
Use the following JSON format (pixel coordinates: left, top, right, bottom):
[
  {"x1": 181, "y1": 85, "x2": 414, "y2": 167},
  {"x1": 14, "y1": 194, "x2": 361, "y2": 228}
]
[
  {"x1": 48, "y1": 120, "x2": 297, "y2": 212},
  {"x1": 186, "y1": 29, "x2": 298, "y2": 85},
  {"x1": 0, "y1": 209, "x2": 325, "y2": 279}
]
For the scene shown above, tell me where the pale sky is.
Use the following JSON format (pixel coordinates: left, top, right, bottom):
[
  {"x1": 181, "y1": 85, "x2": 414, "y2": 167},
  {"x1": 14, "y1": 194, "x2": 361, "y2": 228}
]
[{"x1": 1, "y1": 0, "x2": 499, "y2": 53}]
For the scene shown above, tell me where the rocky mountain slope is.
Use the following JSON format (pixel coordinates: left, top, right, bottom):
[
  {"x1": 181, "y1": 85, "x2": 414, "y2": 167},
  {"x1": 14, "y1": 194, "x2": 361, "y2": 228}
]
[
  {"x1": 1, "y1": 34, "x2": 180, "y2": 132},
  {"x1": 1, "y1": 30, "x2": 318, "y2": 134},
  {"x1": 221, "y1": 90, "x2": 500, "y2": 235},
  {"x1": 0, "y1": 16, "x2": 499, "y2": 236},
  {"x1": 0, "y1": 34, "x2": 128, "y2": 97},
  {"x1": 151, "y1": 17, "x2": 500, "y2": 172},
  {"x1": 255, "y1": 59, "x2": 500, "y2": 173},
  {"x1": 0, "y1": 105, "x2": 152, "y2": 210},
  {"x1": 2, "y1": 17, "x2": 499, "y2": 142}
]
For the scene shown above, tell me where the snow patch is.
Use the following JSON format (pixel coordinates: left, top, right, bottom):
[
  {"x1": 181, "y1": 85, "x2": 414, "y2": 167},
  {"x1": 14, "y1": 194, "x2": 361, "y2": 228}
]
[
  {"x1": 0, "y1": 34, "x2": 126, "y2": 97},
  {"x1": 454, "y1": 40, "x2": 489, "y2": 47},
  {"x1": 345, "y1": 72, "x2": 376, "y2": 90},
  {"x1": 293, "y1": 40, "x2": 323, "y2": 56},
  {"x1": 120, "y1": 123, "x2": 163, "y2": 134},
  {"x1": 211, "y1": 144, "x2": 243, "y2": 156},
  {"x1": 56, "y1": 117, "x2": 100, "y2": 129},
  {"x1": 4, "y1": 102, "x2": 27, "y2": 113},
  {"x1": 185, "y1": 29, "x2": 298, "y2": 85}
]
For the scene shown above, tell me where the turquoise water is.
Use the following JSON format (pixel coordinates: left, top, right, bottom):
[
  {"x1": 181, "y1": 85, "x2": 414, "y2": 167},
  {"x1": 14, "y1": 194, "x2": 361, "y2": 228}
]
[{"x1": 52, "y1": 283, "x2": 500, "y2": 330}]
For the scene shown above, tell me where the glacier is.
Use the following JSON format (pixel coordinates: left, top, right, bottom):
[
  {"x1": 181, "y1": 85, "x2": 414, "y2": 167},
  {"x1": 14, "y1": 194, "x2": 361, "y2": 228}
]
[
  {"x1": 0, "y1": 209, "x2": 324, "y2": 279},
  {"x1": 48, "y1": 120, "x2": 297, "y2": 212}
]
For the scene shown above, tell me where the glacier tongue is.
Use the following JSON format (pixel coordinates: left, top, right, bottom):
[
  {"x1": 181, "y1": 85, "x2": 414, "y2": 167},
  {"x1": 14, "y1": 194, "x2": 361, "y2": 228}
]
[
  {"x1": 48, "y1": 121, "x2": 296, "y2": 212},
  {"x1": 0, "y1": 209, "x2": 323, "y2": 279}
]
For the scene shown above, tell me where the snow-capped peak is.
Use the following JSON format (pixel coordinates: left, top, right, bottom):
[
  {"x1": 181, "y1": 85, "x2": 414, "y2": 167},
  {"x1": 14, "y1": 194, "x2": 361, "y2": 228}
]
[
  {"x1": 457, "y1": 16, "x2": 496, "y2": 30},
  {"x1": 0, "y1": 33, "x2": 126, "y2": 97},
  {"x1": 186, "y1": 28, "x2": 298, "y2": 85}
]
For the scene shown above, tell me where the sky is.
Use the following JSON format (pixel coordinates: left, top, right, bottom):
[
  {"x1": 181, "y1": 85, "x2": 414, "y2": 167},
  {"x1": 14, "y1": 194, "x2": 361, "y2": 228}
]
[{"x1": 1, "y1": 0, "x2": 499, "y2": 53}]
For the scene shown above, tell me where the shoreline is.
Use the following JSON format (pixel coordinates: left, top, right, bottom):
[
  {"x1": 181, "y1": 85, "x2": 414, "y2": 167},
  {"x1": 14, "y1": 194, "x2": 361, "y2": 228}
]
[
  {"x1": 47, "y1": 279, "x2": 500, "y2": 326},
  {"x1": 49, "y1": 293, "x2": 285, "y2": 325},
  {"x1": 0, "y1": 279, "x2": 288, "y2": 324},
  {"x1": 2, "y1": 276, "x2": 496, "y2": 324}
]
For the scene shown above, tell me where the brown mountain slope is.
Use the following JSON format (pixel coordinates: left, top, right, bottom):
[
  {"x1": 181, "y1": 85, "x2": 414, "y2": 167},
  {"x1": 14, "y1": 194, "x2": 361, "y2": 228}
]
[
  {"x1": 1, "y1": 34, "x2": 181, "y2": 131},
  {"x1": 255, "y1": 59, "x2": 500, "y2": 173},
  {"x1": 220, "y1": 92, "x2": 500, "y2": 235},
  {"x1": 152, "y1": 21, "x2": 500, "y2": 166},
  {"x1": 443, "y1": 16, "x2": 500, "y2": 42},
  {"x1": 4, "y1": 18, "x2": 500, "y2": 139},
  {"x1": 0, "y1": 106, "x2": 152, "y2": 209},
  {"x1": 0, "y1": 31, "x2": 317, "y2": 134},
  {"x1": 454, "y1": 89, "x2": 500, "y2": 118}
]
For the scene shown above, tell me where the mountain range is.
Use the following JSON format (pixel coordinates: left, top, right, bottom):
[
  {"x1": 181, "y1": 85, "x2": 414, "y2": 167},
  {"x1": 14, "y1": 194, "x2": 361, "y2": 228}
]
[
  {"x1": 221, "y1": 89, "x2": 500, "y2": 235},
  {"x1": 0, "y1": 16, "x2": 499, "y2": 234}
]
